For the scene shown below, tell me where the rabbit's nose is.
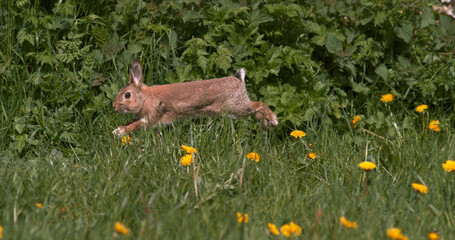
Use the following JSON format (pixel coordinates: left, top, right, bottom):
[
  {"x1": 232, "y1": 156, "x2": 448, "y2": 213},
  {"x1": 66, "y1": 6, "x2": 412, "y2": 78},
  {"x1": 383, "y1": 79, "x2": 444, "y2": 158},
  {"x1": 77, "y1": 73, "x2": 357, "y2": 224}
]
[{"x1": 113, "y1": 104, "x2": 117, "y2": 110}]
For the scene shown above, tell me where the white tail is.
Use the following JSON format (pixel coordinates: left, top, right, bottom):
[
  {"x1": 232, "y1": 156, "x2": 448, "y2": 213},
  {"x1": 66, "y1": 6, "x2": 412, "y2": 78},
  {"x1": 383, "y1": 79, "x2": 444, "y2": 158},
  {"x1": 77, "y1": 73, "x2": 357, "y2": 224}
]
[
  {"x1": 235, "y1": 68, "x2": 246, "y2": 82},
  {"x1": 112, "y1": 61, "x2": 278, "y2": 135}
]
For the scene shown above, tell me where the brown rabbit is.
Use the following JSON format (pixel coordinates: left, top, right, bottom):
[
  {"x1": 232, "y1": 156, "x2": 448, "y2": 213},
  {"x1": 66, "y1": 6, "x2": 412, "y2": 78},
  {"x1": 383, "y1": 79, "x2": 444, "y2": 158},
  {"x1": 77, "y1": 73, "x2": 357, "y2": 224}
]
[{"x1": 112, "y1": 60, "x2": 278, "y2": 135}]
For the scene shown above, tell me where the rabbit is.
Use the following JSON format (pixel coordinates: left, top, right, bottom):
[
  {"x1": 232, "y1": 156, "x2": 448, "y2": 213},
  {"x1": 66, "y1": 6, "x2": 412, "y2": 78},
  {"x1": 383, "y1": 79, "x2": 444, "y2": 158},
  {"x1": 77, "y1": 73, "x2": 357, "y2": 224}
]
[{"x1": 112, "y1": 60, "x2": 278, "y2": 135}]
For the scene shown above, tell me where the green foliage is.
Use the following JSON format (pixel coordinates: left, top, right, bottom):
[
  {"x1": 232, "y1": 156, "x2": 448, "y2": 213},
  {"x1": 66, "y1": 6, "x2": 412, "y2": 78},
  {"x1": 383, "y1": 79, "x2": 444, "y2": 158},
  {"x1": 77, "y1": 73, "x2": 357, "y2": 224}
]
[
  {"x1": 1, "y1": 1, "x2": 455, "y2": 239},
  {"x1": 1, "y1": 0, "x2": 455, "y2": 151}
]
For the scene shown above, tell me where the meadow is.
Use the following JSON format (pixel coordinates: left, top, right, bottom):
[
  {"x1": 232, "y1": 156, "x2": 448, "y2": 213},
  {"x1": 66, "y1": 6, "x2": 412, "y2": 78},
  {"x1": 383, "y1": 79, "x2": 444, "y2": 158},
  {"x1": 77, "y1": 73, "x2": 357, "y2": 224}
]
[
  {"x1": 1, "y1": 0, "x2": 455, "y2": 239},
  {"x1": 1, "y1": 108, "x2": 455, "y2": 239}
]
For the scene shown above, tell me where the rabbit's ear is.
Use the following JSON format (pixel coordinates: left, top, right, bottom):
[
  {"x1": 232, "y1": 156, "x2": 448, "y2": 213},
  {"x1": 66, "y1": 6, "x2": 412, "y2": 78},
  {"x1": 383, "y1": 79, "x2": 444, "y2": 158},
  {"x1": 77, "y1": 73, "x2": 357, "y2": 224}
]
[{"x1": 129, "y1": 60, "x2": 143, "y2": 88}]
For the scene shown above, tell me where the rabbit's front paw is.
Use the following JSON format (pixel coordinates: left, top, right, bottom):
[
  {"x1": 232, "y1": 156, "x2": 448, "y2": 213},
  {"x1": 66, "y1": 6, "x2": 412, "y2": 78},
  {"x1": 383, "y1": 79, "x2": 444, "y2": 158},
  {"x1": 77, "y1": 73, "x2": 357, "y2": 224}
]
[{"x1": 112, "y1": 126, "x2": 127, "y2": 136}]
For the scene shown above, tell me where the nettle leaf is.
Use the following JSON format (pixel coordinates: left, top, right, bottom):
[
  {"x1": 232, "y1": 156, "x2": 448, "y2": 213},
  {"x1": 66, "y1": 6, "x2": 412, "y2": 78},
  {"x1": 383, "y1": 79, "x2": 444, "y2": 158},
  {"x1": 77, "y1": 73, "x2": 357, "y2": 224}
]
[
  {"x1": 334, "y1": 1, "x2": 355, "y2": 19},
  {"x1": 344, "y1": 29, "x2": 359, "y2": 44},
  {"x1": 439, "y1": 15, "x2": 455, "y2": 36},
  {"x1": 359, "y1": 9, "x2": 375, "y2": 25},
  {"x1": 312, "y1": 34, "x2": 326, "y2": 46},
  {"x1": 420, "y1": 7, "x2": 435, "y2": 29},
  {"x1": 394, "y1": 21, "x2": 413, "y2": 43},
  {"x1": 397, "y1": 55, "x2": 411, "y2": 70},
  {"x1": 103, "y1": 33, "x2": 125, "y2": 59},
  {"x1": 306, "y1": 21, "x2": 326, "y2": 34},
  {"x1": 375, "y1": 64, "x2": 388, "y2": 81},
  {"x1": 325, "y1": 34, "x2": 343, "y2": 54}
]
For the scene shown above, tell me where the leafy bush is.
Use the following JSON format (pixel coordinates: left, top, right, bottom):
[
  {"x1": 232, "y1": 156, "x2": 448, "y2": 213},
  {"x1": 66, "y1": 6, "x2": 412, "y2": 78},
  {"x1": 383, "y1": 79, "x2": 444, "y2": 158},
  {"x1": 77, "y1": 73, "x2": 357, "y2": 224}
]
[{"x1": 1, "y1": 0, "x2": 454, "y2": 153}]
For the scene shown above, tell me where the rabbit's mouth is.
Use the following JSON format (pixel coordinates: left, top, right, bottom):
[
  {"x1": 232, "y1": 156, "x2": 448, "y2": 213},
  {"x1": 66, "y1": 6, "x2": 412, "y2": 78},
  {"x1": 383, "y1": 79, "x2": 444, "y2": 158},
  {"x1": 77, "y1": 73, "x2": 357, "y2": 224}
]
[
  {"x1": 114, "y1": 105, "x2": 139, "y2": 114},
  {"x1": 113, "y1": 104, "x2": 128, "y2": 113}
]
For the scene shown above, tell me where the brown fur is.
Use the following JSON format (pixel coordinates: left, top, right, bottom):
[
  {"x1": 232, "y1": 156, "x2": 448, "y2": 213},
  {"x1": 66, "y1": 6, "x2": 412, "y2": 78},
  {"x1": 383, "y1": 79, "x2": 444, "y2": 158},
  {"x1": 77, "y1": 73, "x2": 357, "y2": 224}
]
[{"x1": 113, "y1": 60, "x2": 278, "y2": 135}]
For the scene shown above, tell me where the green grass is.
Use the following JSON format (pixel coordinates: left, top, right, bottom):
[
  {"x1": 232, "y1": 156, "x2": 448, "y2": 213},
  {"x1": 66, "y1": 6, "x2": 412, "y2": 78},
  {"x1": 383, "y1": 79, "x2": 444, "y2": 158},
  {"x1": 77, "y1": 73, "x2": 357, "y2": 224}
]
[
  {"x1": 2, "y1": 1, "x2": 455, "y2": 239},
  {"x1": 1, "y1": 112, "x2": 454, "y2": 240}
]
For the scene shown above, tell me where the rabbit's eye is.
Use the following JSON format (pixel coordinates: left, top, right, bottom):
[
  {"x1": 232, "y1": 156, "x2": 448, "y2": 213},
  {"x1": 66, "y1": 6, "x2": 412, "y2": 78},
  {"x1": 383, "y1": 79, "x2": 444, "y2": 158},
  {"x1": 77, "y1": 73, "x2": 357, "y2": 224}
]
[{"x1": 125, "y1": 92, "x2": 131, "y2": 98}]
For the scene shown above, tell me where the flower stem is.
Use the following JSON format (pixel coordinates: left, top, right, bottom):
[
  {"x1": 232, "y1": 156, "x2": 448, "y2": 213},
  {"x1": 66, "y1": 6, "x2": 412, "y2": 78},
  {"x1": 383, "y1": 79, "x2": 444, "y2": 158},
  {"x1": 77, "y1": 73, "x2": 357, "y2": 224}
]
[
  {"x1": 360, "y1": 172, "x2": 369, "y2": 200},
  {"x1": 240, "y1": 156, "x2": 246, "y2": 187},
  {"x1": 190, "y1": 121, "x2": 199, "y2": 203}
]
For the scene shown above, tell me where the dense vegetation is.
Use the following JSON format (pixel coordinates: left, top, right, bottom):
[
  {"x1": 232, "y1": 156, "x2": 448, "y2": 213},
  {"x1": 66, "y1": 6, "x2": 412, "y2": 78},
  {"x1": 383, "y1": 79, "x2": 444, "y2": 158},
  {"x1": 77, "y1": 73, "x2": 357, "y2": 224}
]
[
  {"x1": 1, "y1": 0, "x2": 454, "y2": 239},
  {"x1": 2, "y1": 0, "x2": 455, "y2": 153}
]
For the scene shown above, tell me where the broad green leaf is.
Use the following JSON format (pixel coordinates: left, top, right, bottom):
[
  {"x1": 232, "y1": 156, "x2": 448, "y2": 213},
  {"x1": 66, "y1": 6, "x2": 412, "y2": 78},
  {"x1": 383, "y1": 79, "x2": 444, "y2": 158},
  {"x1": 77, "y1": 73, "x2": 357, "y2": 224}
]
[
  {"x1": 420, "y1": 7, "x2": 435, "y2": 29},
  {"x1": 394, "y1": 22, "x2": 413, "y2": 43},
  {"x1": 375, "y1": 64, "x2": 388, "y2": 81},
  {"x1": 360, "y1": 10, "x2": 374, "y2": 25},
  {"x1": 312, "y1": 34, "x2": 326, "y2": 46},
  {"x1": 325, "y1": 34, "x2": 343, "y2": 54},
  {"x1": 344, "y1": 29, "x2": 359, "y2": 44}
]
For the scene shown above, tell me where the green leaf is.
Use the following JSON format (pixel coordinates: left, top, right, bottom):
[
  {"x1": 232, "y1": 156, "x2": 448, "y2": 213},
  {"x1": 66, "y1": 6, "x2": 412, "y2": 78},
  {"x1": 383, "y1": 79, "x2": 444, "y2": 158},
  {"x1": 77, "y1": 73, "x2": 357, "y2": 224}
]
[
  {"x1": 330, "y1": 101, "x2": 342, "y2": 119},
  {"x1": 351, "y1": 81, "x2": 370, "y2": 94},
  {"x1": 374, "y1": 11, "x2": 388, "y2": 26},
  {"x1": 14, "y1": 123, "x2": 26, "y2": 134},
  {"x1": 248, "y1": 10, "x2": 273, "y2": 26},
  {"x1": 375, "y1": 64, "x2": 388, "y2": 81},
  {"x1": 14, "y1": 134, "x2": 28, "y2": 153},
  {"x1": 420, "y1": 7, "x2": 435, "y2": 29},
  {"x1": 344, "y1": 29, "x2": 359, "y2": 44},
  {"x1": 182, "y1": 10, "x2": 203, "y2": 23},
  {"x1": 394, "y1": 22, "x2": 413, "y2": 43},
  {"x1": 166, "y1": 65, "x2": 194, "y2": 83},
  {"x1": 312, "y1": 35, "x2": 326, "y2": 46},
  {"x1": 325, "y1": 34, "x2": 343, "y2": 54},
  {"x1": 360, "y1": 10, "x2": 374, "y2": 25}
]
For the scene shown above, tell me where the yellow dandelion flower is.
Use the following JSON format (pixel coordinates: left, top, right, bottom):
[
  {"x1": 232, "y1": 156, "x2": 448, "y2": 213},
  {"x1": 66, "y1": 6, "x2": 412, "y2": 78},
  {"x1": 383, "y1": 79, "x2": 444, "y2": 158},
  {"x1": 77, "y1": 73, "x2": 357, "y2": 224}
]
[
  {"x1": 308, "y1": 153, "x2": 317, "y2": 159},
  {"x1": 387, "y1": 228, "x2": 402, "y2": 239},
  {"x1": 442, "y1": 160, "x2": 455, "y2": 172},
  {"x1": 290, "y1": 130, "x2": 306, "y2": 139},
  {"x1": 246, "y1": 152, "x2": 260, "y2": 162},
  {"x1": 380, "y1": 93, "x2": 394, "y2": 103},
  {"x1": 429, "y1": 120, "x2": 440, "y2": 132},
  {"x1": 121, "y1": 135, "x2": 132, "y2": 146},
  {"x1": 416, "y1": 104, "x2": 428, "y2": 113},
  {"x1": 358, "y1": 161, "x2": 377, "y2": 170},
  {"x1": 387, "y1": 228, "x2": 408, "y2": 240},
  {"x1": 75, "y1": 164, "x2": 79, "y2": 168},
  {"x1": 280, "y1": 221, "x2": 302, "y2": 238},
  {"x1": 36, "y1": 203, "x2": 43, "y2": 209},
  {"x1": 0, "y1": 225, "x2": 3, "y2": 239},
  {"x1": 399, "y1": 235, "x2": 409, "y2": 240},
  {"x1": 428, "y1": 232, "x2": 439, "y2": 240},
  {"x1": 180, "y1": 154, "x2": 193, "y2": 166},
  {"x1": 61, "y1": 206, "x2": 67, "y2": 213},
  {"x1": 181, "y1": 145, "x2": 198, "y2": 154},
  {"x1": 268, "y1": 223, "x2": 280, "y2": 235},
  {"x1": 114, "y1": 222, "x2": 130, "y2": 235},
  {"x1": 236, "y1": 212, "x2": 248, "y2": 223},
  {"x1": 411, "y1": 183, "x2": 428, "y2": 194},
  {"x1": 352, "y1": 116, "x2": 362, "y2": 128},
  {"x1": 339, "y1": 216, "x2": 358, "y2": 229}
]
